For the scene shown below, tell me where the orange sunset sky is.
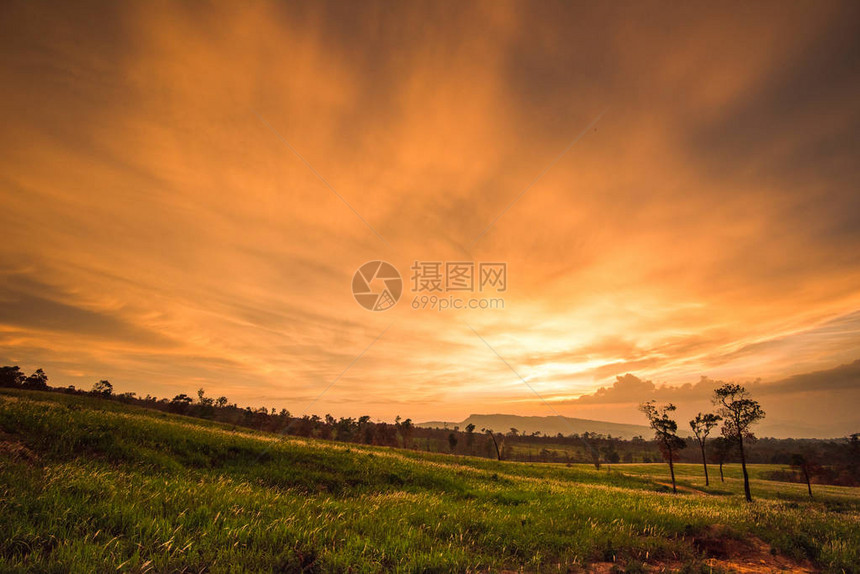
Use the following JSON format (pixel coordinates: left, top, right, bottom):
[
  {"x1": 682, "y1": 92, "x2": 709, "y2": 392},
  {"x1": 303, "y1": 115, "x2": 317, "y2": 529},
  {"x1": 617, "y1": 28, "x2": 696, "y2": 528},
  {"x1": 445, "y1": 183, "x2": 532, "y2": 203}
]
[{"x1": 1, "y1": 1, "x2": 859, "y2": 437}]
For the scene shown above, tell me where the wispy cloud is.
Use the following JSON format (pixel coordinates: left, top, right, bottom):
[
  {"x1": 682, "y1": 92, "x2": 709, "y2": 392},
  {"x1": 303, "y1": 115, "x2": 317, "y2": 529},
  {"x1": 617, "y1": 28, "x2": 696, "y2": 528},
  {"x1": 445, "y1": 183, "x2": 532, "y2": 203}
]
[{"x1": 1, "y1": 1, "x2": 858, "y2": 434}]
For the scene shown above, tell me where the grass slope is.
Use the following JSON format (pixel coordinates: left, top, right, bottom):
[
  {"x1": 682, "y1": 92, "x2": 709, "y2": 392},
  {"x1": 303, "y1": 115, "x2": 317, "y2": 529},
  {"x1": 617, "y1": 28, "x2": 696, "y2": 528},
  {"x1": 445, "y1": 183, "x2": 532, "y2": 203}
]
[{"x1": 1, "y1": 389, "x2": 858, "y2": 573}]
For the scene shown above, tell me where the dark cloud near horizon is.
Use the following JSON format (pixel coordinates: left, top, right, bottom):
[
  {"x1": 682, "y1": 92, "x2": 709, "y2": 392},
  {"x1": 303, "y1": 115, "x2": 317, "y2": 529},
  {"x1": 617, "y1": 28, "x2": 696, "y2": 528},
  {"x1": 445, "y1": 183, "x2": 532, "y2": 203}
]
[
  {"x1": 568, "y1": 358, "x2": 860, "y2": 407},
  {"x1": 559, "y1": 360, "x2": 860, "y2": 437}
]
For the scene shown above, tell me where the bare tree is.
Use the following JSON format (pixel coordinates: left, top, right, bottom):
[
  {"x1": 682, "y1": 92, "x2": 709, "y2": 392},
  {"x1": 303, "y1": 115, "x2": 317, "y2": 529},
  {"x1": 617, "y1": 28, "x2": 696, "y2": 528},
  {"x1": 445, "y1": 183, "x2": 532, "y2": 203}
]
[
  {"x1": 689, "y1": 412, "x2": 721, "y2": 486},
  {"x1": 640, "y1": 401, "x2": 686, "y2": 493},
  {"x1": 713, "y1": 383, "x2": 765, "y2": 502}
]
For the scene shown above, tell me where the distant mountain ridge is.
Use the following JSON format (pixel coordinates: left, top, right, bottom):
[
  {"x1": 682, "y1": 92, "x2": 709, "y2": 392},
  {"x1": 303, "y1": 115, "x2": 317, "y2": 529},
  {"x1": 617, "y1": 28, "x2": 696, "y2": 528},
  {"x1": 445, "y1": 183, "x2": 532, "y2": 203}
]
[{"x1": 417, "y1": 414, "x2": 655, "y2": 440}]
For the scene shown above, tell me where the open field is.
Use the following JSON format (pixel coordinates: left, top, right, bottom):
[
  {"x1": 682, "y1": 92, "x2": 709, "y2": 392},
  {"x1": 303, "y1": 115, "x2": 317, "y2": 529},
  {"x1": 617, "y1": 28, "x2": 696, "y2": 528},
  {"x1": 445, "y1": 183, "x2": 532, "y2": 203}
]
[
  {"x1": 604, "y1": 463, "x2": 860, "y2": 506},
  {"x1": 1, "y1": 388, "x2": 858, "y2": 573}
]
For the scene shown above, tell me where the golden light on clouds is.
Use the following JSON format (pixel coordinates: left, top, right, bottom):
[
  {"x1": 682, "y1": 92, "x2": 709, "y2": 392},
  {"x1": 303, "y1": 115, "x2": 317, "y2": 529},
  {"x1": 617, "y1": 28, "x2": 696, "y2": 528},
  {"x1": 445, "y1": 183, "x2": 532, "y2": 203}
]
[{"x1": 1, "y1": 1, "x2": 859, "y2": 436}]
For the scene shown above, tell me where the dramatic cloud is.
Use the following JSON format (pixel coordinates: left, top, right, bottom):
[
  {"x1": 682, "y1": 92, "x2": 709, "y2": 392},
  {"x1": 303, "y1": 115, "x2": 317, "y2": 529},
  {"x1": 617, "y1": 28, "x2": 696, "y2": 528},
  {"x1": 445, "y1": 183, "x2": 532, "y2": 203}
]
[
  {"x1": 555, "y1": 361, "x2": 860, "y2": 437},
  {"x1": 1, "y1": 1, "x2": 858, "y2": 435}
]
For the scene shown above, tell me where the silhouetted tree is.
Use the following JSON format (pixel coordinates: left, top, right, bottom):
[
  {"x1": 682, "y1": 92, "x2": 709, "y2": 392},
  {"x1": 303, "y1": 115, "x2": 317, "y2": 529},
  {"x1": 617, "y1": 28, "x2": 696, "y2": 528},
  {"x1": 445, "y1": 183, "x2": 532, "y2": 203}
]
[
  {"x1": 0, "y1": 366, "x2": 25, "y2": 388},
  {"x1": 465, "y1": 423, "x2": 476, "y2": 452},
  {"x1": 356, "y1": 415, "x2": 373, "y2": 444},
  {"x1": 335, "y1": 417, "x2": 355, "y2": 441},
  {"x1": 790, "y1": 453, "x2": 819, "y2": 498},
  {"x1": 690, "y1": 412, "x2": 721, "y2": 486},
  {"x1": 484, "y1": 428, "x2": 502, "y2": 460},
  {"x1": 714, "y1": 383, "x2": 765, "y2": 502},
  {"x1": 197, "y1": 388, "x2": 214, "y2": 406},
  {"x1": 170, "y1": 393, "x2": 193, "y2": 414},
  {"x1": 397, "y1": 417, "x2": 414, "y2": 448},
  {"x1": 640, "y1": 401, "x2": 686, "y2": 493},
  {"x1": 92, "y1": 380, "x2": 113, "y2": 396},
  {"x1": 22, "y1": 368, "x2": 48, "y2": 390}
]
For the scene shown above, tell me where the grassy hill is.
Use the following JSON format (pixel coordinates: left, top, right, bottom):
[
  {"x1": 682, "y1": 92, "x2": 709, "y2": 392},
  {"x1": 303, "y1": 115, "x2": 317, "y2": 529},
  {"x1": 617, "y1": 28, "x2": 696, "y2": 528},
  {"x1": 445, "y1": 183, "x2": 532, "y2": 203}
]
[
  {"x1": 417, "y1": 414, "x2": 655, "y2": 440},
  {"x1": 1, "y1": 388, "x2": 858, "y2": 573}
]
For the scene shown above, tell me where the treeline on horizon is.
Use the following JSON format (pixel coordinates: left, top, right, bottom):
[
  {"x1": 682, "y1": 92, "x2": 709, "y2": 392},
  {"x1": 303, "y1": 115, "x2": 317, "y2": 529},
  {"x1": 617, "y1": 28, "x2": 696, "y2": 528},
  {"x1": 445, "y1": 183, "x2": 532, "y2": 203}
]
[{"x1": 2, "y1": 364, "x2": 857, "y2": 490}]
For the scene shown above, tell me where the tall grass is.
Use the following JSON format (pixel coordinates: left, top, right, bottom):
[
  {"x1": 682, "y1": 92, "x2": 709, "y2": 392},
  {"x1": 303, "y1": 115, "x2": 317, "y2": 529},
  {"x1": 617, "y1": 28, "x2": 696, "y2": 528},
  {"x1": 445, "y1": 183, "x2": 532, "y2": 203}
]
[{"x1": 1, "y1": 390, "x2": 858, "y2": 572}]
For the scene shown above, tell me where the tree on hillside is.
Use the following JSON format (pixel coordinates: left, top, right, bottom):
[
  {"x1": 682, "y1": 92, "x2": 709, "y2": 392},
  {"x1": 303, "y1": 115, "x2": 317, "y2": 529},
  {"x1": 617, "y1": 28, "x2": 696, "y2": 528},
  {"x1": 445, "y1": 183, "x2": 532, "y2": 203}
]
[
  {"x1": 640, "y1": 401, "x2": 686, "y2": 493},
  {"x1": 465, "y1": 423, "x2": 476, "y2": 453},
  {"x1": 689, "y1": 412, "x2": 721, "y2": 486},
  {"x1": 92, "y1": 380, "x2": 113, "y2": 396},
  {"x1": 0, "y1": 366, "x2": 25, "y2": 388},
  {"x1": 170, "y1": 393, "x2": 193, "y2": 414},
  {"x1": 483, "y1": 428, "x2": 502, "y2": 461},
  {"x1": 195, "y1": 388, "x2": 216, "y2": 418},
  {"x1": 397, "y1": 417, "x2": 414, "y2": 449},
  {"x1": 713, "y1": 383, "x2": 765, "y2": 502},
  {"x1": 790, "y1": 453, "x2": 820, "y2": 499},
  {"x1": 356, "y1": 415, "x2": 372, "y2": 444},
  {"x1": 197, "y1": 388, "x2": 214, "y2": 407},
  {"x1": 22, "y1": 368, "x2": 48, "y2": 390}
]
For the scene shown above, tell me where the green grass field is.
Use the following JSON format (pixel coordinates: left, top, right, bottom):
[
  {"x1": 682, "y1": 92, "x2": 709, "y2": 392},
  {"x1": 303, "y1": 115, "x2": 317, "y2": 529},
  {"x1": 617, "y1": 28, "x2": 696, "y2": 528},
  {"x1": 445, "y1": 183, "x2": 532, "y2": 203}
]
[{"x1": 1, "y1": 388, "x2": 858, "y2": 573}]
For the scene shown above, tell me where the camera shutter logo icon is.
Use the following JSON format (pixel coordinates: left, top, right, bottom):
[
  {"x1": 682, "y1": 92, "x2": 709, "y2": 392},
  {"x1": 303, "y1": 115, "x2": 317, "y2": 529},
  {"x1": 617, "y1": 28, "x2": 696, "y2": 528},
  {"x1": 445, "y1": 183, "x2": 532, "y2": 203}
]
[{"x1": 352, "y1": 261, "x2": 402, "y2": 311}]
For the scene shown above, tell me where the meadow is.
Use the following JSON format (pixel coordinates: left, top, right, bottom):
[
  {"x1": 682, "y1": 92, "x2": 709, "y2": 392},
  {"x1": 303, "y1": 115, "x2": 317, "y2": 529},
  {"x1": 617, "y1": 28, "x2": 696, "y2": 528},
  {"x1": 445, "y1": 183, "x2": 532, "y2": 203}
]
[{"x1": 1, "y1": 388, "x2": 858, "y2": 573}]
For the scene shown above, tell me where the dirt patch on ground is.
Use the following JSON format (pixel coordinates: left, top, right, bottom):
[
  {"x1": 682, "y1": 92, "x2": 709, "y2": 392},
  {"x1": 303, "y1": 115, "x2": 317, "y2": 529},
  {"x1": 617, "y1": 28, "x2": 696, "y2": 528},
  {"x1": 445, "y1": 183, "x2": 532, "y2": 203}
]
[
  {"x1": 559, "y1": 525, "x2": 817, "y2": 573},
  {"x1": 691, "y1": 525, "x2": 817, "y2": 573},
  {"x1": 576, "y1": 555, "x2": 816, "y2": 573},
  {"x1": 0, "y1": 434, "x2": 40, "y2": 465}
]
